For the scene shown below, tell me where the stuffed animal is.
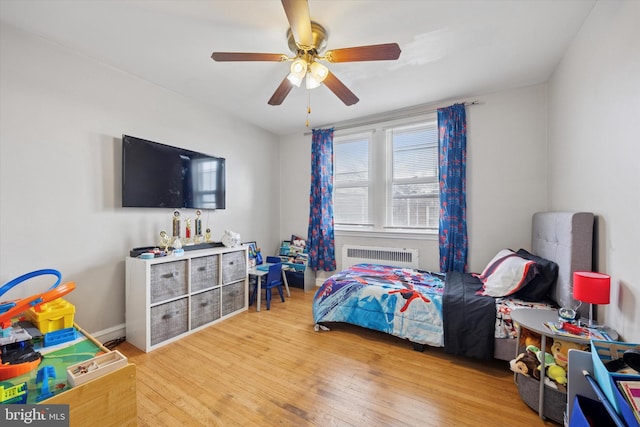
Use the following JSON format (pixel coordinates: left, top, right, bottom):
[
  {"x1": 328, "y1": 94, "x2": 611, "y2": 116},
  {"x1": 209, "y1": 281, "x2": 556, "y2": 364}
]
[
  {"x1": 519, "y1": 329, "x2": 542, "y2": 350},
  {"x1": 547, "y1": 364, "x2": 567, "y2": 386},
  {"x1": 527, "y1": 345, "x2": 555, "y2": 368},
  {"x1": 221, "y1": 230, "x2": 241, "y2": 248},
  {"x1": 511, "y1": 342, "x2": 571, "y2": 391},
  {"x1": 510, "y1": 348, "x2": 541, "y2": 380},
  {"x1": 551, "y1": 338, "x2": 588, "y2": 368}
]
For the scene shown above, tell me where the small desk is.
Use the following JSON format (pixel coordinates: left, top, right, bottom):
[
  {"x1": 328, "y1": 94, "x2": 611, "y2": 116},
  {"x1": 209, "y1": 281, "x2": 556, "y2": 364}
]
[
  {"x1": 511, "y1": 308, "x2": 591, "y2": 421},
  {"x1": 248, "y1": 263, "x2": 291, "y2": 312}
]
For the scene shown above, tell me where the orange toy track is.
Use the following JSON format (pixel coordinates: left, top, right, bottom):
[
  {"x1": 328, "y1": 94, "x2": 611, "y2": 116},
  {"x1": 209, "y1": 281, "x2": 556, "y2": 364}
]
[
  {"x1": 0, "y1": 281, "x2": 75, "y2": 325},
  {"x1": 0, "y1": 357, "x2": 43, "y2": 381},
  {"x1": 1, "y1": 271, "x2": 75, "y2": 381}
]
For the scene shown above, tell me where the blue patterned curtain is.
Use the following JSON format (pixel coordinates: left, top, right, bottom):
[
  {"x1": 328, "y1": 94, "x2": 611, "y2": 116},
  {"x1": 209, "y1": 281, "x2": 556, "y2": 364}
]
[
  {"x1": 438, "y1": 104, "x2": 468, "y2": 273},
  {"x1": 307, "y1": 128, "x2": 336, "y2": 271}
]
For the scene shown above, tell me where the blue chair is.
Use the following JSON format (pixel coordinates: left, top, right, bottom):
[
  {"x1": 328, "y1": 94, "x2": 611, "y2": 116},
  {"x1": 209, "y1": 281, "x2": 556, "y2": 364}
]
[
  {"x1": 265, "y1": 256, "x2": 291, "y2": 298},
  {"x1": 262, "y1": 263, "x2": 285, "y2": 310}
]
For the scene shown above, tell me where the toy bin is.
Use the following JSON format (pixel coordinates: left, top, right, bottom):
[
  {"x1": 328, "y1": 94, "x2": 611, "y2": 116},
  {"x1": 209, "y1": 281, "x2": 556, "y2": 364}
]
[
  {"x1": 26, "y1": 298, "x2": 75, "y2": 334},
  {"x1": 570, "y1": 395, "x2": 618, "y2": 427},
  {"x1": 610, "y1": 374, "x2": 640, "y2": 427},
  {"x1": 591, "y1": 340, "x2": 640, "y2": 414},
  {"x1": 515, "y1": 373, "x2": 565, "y2": 424},
  {"x1": 66, "y1": 350, "x2": 128, "y2": 387}
]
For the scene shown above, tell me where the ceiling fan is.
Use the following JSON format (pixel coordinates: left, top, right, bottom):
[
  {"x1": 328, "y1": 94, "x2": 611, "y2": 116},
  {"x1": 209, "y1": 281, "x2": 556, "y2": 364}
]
[{"x1": 211, "y1": 0, "x2": 401, "y2": 107}]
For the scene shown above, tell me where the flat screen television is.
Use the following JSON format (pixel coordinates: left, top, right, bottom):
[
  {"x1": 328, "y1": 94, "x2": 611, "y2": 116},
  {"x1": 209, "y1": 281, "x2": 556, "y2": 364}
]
[{"x1": 122, "y1": 134, "x2": 225, "y2": 210}]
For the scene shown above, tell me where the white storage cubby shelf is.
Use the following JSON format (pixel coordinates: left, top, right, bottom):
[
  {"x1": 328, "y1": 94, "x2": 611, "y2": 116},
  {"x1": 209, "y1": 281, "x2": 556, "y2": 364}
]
[{"x1": 126, "y1": 246, "x2": 248, "y2": 352}]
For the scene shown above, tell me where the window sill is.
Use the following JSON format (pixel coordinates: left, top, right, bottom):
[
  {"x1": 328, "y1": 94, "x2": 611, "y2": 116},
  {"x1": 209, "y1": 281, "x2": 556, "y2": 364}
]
[{"x1": 335, "y1": 228, "x2": 438, "y2": 240}]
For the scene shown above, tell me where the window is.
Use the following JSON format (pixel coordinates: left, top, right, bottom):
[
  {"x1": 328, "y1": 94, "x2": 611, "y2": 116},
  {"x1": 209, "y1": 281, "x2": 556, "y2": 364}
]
[
  {"x1": 333, "y1": 115, "x2": 439, "y2": 234},
  {"x1": 334, "y1": 132, "x2": 372, "y2": 226}
]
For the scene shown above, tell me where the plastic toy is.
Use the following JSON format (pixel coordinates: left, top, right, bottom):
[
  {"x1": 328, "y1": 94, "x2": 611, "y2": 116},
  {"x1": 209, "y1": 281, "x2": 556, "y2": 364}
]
[
  {"x1": 27, "y1": 298, "x2": 76, "y2": 334},
  {"x1": 44, "y1": 327, "x2": 77, "y2": 347},
  {"x1": 35, "y1": 365, "x2": 56, "y2": 402},
  {"x1": 0, "y1": 269, "x2": 75, "y2": 325},
  {"x1": 0, "y1": 382, "x2": 28, "y2": 404},
  {"x1": 0, "y1": 269, "x2": 75, "y2": 380}
]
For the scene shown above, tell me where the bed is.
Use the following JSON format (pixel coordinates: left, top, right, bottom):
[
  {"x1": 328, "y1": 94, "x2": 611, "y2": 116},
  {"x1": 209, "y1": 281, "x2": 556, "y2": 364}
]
[{"x1": 312, "y1": 211, "x2": 594, "y2": 360}]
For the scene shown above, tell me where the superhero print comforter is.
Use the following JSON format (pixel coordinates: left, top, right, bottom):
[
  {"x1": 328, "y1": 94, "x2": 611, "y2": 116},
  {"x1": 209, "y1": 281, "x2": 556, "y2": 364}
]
[{"x1": 312, "y1": 264, "x2": 446, "y2": 347}]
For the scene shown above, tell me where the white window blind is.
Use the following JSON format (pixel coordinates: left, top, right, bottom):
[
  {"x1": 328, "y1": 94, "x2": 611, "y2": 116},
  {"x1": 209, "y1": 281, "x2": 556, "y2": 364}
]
[
  {"x1": 334, "y1": 133, "x2": 371, "y2": 226},
  {"x1": 389, "y1": 123, "x2": 439, "y2": 229},
  {"x1": 333, "y1": 115, "x2": 439, "y2": 234}
]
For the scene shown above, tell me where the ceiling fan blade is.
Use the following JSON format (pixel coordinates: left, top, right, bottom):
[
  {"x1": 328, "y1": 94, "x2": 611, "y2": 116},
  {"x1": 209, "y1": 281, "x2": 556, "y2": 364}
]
[
  {"x1": 323, "y1": 71, "x2": 359, "y2": 106},
  {"x1": 268, "y1": 76, "x2": 295, "y2": 106},
  {"x1": 325, "y1": 43, "x2": 401, "y2": 63},
  {"x1": 211, "y1": 52, "x2": 288, "y2": 62},
  {"x1": 281, "y1": 0, "x2": 313, "y2": 47}
]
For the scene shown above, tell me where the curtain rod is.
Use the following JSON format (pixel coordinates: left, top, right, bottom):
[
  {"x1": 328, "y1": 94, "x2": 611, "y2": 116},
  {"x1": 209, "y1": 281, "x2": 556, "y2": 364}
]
[{"x1": 303, "y1": 100, "x2": 480, "y2": 136}]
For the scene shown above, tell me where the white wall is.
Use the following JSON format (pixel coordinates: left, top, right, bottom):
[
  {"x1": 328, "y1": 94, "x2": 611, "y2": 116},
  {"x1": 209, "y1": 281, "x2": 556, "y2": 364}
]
[
  {"x1": 548, "y1": 1, "x2": 639, "y2": 342},
  {"x1": 0, "y1": 24, "x2": 280, "y2": 338},
  {"x1": 279, "y1": 83, "x2": 549, "y2": 278}
]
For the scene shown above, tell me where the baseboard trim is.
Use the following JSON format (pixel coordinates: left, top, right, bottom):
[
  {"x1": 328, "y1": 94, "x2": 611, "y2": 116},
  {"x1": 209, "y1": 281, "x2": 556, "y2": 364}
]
[{"x1": 89, "y1": 323, "x2": 126, "y2": 344}]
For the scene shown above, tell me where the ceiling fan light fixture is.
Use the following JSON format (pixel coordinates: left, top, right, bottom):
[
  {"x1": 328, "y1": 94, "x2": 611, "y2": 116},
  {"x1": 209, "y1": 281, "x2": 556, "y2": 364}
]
[
  {"x1": 290, "y1": 58, "x2": 307, "y2": 74},
  {"x1": 287, "y1": 58, "x2": 308, "y2": 87},
  {"x1": 287, "y1": 72, "x2": 304, "y2": 87},
  {"x1": 306, "y1": 72, "x2": 321, "y2": 89},
  {"x1": 309, "y1": 61, "x2": 328, "y2": 83}
]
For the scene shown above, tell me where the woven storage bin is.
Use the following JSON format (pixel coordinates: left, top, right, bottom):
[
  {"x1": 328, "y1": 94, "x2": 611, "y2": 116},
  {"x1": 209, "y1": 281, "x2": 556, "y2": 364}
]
[
  {"x1": 191, "y1": 288, "x2": 221, "y2": 329},
  {"x1": 221, "y1": 282, "x2": 245, "y2": 316},
  {"x1": 150, "y1": 298, "x2": 188, "y2": 346},
  {"x1": 221, "y1": 251, "x2": 246, "y2": 285},
  {"x1": 191, "y1": 255, "x2": 219, "y2": 292},
  {"x1": 150, "y1": 260, "x2": 187, "y2": 304},
  {"x1": 516, "y1": 373, "x2": 565, "y2": 424}
]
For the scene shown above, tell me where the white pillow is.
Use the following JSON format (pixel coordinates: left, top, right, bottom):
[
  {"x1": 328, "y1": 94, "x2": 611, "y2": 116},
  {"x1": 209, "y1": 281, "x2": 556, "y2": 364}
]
[{"x1": 475, "y1": 249, "x2": 538, "y2": 297}]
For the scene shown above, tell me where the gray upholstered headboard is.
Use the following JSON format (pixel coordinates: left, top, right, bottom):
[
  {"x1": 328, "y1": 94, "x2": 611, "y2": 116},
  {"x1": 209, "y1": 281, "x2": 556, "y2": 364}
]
[{"x1": 531, "y1": 211, "x2": 594, "y2": 318}]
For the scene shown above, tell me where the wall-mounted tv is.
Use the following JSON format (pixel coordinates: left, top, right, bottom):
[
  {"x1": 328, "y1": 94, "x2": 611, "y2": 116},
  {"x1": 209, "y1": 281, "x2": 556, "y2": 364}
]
[{"x1": 122, "y1": 134, "x2": 225, "y2": 210}]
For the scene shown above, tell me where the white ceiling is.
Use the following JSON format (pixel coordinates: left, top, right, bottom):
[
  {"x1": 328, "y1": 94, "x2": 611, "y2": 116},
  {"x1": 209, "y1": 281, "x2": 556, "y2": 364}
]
[{"x1": 0, "y1": 0, "x2": 596, "y2": 136}]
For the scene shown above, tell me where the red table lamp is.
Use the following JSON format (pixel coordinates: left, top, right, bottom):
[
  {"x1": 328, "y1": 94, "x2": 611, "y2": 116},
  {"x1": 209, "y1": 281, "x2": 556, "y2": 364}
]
[{"x1": 573, "y1": 271, "x2": 610, "y2": 327}]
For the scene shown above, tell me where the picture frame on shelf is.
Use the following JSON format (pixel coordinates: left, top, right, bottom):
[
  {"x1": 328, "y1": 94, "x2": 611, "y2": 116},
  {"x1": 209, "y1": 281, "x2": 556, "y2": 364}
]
[{"x1": 243, "y1": 241, "x2": 261, "y2": 266}]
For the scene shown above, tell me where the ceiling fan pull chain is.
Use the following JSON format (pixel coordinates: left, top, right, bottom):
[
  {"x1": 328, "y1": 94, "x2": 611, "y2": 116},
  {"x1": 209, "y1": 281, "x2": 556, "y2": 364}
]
[{"x1": 306, "y1": 91, "x2": 311, "y2": 127}]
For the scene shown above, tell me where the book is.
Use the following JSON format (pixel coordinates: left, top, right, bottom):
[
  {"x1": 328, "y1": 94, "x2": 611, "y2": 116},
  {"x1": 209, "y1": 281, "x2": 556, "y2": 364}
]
[
  {"x1": 616, "y1": 380, "x2": 640, "y2": 424},
  {"x1": 543, "y1": 321, "x2": 610, "y2": 341}
]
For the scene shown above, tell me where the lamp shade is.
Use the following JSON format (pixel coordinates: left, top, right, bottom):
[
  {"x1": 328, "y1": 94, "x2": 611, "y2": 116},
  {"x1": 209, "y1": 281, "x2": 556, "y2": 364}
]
[
  {"x1": 573, "y1": 271, "x2": 610, "y2": 304},
  {"x1": 287, "y1": 59, "x2": 307, "y2": 87}
]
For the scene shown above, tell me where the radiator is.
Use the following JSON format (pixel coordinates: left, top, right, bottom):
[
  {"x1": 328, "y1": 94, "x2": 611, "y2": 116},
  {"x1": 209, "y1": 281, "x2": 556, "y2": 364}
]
[{"x1": 341, "y1": 245, "x2": 420, "y2": 269}]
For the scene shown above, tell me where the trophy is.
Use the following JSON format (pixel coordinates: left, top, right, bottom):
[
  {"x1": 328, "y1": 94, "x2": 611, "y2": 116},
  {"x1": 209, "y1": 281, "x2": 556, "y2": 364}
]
[
  {"x1": 194, "y1": 210, "x2": 203, "y2": 243},
  {"x1": 159, "y1": 230, "x2": 171, "y2": 253},
  {"x1": 172, "y1": 210, "x2": 181, "y2": 238},
  {"x1": 172, "y1": 233, "x2": 183, "y2": 255},
  {"x1": 185, "y1": 217, "x2": 192, "y2": 244},
  {"x1": 205, "y1": 228, "x2": 212, "y2": 243}
]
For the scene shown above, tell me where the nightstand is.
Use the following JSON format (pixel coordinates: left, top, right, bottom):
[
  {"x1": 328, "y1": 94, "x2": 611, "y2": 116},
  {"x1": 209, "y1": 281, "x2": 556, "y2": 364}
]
[{"x1": 510, "y1": 308, "x2": 616, "y2": 422}]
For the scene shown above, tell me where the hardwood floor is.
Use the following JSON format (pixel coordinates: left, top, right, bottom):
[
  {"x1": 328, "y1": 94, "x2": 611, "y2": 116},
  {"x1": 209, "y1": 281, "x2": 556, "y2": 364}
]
[{"x1": 118, "y1": 288, "x2": 558, "y2": 426}]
